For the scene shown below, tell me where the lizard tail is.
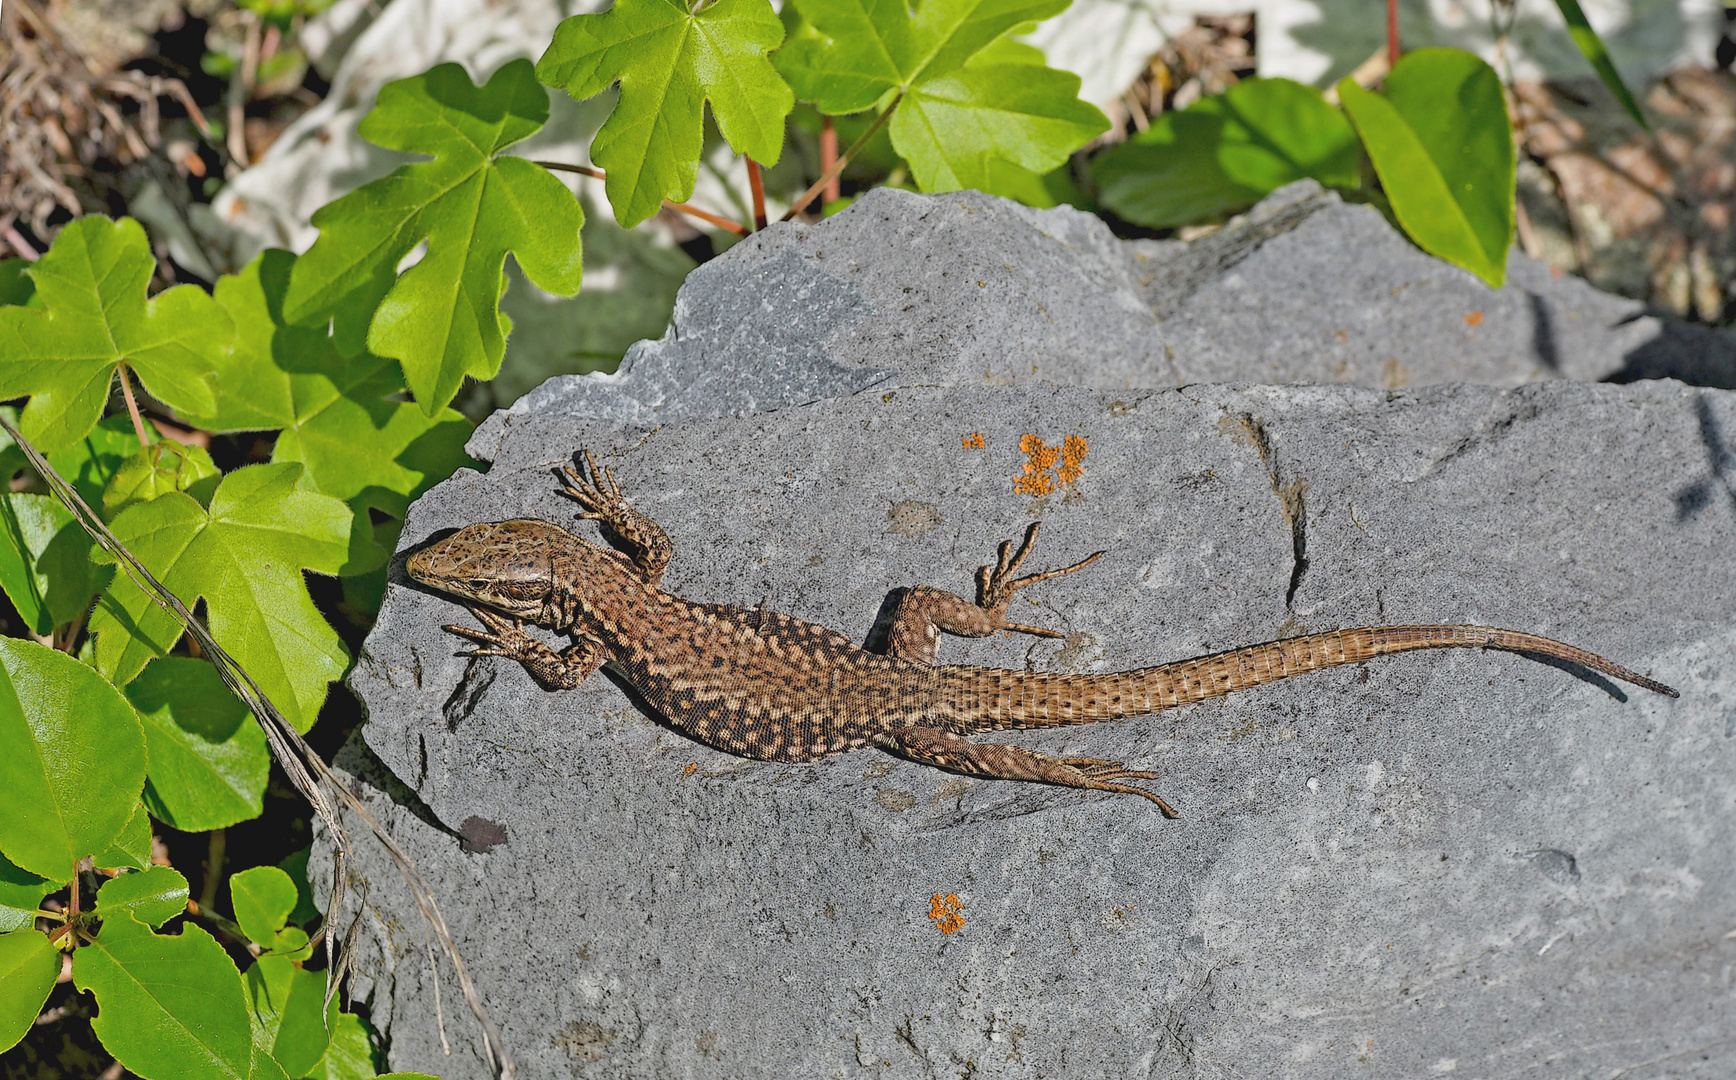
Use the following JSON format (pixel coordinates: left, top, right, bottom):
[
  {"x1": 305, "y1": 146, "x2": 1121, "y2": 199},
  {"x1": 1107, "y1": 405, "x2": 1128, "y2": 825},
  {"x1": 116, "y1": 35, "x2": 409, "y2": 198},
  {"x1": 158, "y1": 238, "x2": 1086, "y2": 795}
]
[{"x1": 948, "y1": 625, "x2": 1678, "y2": 730}]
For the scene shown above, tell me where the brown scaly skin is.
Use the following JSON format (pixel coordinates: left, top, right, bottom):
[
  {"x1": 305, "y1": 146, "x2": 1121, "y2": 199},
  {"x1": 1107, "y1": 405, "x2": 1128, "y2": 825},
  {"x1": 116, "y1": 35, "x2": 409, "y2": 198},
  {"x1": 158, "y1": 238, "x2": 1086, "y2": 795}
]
[{"x1": 406, "y1": 450, "x2": 1680, "y2": 817}]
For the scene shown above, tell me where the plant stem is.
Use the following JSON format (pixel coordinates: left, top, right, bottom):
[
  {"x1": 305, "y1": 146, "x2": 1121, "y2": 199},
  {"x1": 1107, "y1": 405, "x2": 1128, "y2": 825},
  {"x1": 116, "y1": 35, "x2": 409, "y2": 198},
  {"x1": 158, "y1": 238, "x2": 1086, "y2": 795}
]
[
  {"x1": 820, "y1": 116, "x2": 840, "y2": 203},
  {"x1": 0, "y1": 214, "x2": 40, "y2": 260},
  {"x1": 115, "y1": 364, "x2": 152, "y2": 448},
  {"x1": 745, "y1": 158, "x2": 767, "y2": 231},
  {"x1": 184, "y1": 898, "x2": 252, "y2": 947},
  {"x1": 1387, "y1": 0, "x2": 1400, "y2": 66},
  {"x1": 198, "y1": 827, "x2": 226, "y2": 914},
  {"x1": 535, "y1": 161, "x2": 749, "y2": 236},
  {"x1": 782, "y1": 93, "x2": 903, "y2": 222}
]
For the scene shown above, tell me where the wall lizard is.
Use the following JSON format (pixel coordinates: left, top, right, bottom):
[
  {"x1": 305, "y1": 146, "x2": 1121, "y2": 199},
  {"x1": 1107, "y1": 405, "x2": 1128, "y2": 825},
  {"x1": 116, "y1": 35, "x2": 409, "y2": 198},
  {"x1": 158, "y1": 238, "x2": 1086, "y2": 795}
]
[{"x1": 407, "y1": 451, "x2": 1678, "y2": 816}]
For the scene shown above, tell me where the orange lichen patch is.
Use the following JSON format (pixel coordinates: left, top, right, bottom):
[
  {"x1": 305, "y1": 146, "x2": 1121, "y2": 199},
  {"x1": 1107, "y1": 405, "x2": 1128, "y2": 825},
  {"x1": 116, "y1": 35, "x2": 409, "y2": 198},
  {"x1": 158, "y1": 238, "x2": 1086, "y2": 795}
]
[
  {"x1": 962, "y1": 432, "x2": 985, "y2": 449},
  {"x1": 1056, "y1": 435, "x2": 1087, "y2": 485},
  {"x1": 682, "y1": 763, "x2": 698, "y2": 777},
  {"x1": 1014, "y1": 433, "x2": 1088, "y2": 496},
  {"x1": 1464, "y1": 311, "x2": 1483, "y2": 326},
  {"x1": 928, "y1": 893, "x2": 964, "y2": 934}
]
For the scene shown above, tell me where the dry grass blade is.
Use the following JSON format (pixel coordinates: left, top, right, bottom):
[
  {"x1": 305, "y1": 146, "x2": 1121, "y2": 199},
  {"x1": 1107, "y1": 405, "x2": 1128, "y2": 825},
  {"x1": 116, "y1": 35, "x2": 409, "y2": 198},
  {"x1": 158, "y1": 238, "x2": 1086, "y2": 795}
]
[{"x1": 0, "y1": 412, "x2": 517, "y2": 1079}]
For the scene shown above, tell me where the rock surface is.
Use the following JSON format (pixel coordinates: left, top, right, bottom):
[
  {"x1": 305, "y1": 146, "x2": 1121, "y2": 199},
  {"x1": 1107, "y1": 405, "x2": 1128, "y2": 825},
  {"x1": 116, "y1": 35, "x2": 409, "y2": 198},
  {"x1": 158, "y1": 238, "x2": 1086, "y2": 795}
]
[
  {"x1": 333, "y1": 372, "x2": 1735, "y2": 1079},
  {"x1": 324, "y1": 188, "x2": 1736, "y2": 1079},
  {"x1": 476, "y1": 180, "x2": 1736, "y2": 457}
]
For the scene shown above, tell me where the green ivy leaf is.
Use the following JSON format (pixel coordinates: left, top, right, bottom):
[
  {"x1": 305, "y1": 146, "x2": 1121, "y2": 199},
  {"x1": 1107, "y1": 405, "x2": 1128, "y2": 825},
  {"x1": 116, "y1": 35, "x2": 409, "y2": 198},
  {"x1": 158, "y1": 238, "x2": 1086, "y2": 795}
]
[
  {"x1": 0, "y1": 853, "x2": 55, "y2": 933},
  {"x1": 1093, "y1": 77, "x2": 1361, "y2": 228},
  {"x1": 892, "y1": 54, "x2": 1106, "y2": 194},
  {"x1": 74, "y1": 915, "x2": 253, "y2": 1080},
  {"x1": 776, "y1": 0, "x2": 1102, "y2": 193},
  {"x1": 0, "y1": 929, "x2": 59, "y2": 1054},
  {"x1": 196, "y1": 250, "x2": 473, "y2": 574},
  {"x1": 0, "y1": 638, "x2": 146, "y2": 879},
  {"x1": 537, "y1": 0, "x2": 792, "y2": 227},
  {"x1": 252, "y1": 1046, "x2": 292, "y2": 1080},
  {"x1": 95, "y1": 865, "x2": 189, "y2": 928},
  {"x1": 276, "y1": 848, "x2": 320, "y2": 928},
  {"x1": 0, "y1": 492, "x2": 113, "y2": 635},
  {"x1": 46, "y1": 415, "x2": 157, "y2": 509},
  {"x1": 93, "y1": 802, "x2": 153, "y2": 872},
  {"x1": 300, "y1": 1011, "x2": 378, "y2": 1080},
  {"x1": 777, "y1": 0, "x2": 1061, "y2": 111},
  {"x1": 1338, "y1": 49, "x2": 1514, "y2": 288},
  {"x1": 1551, "y1": 0, "x2": 1646, "y2": 129},
  {"x1": 103, "y1": 442, "x2": 222, "y2": 515},
  {"x1": 88, "y1": 463, "x2": 350, "y2": 733},
  {"x1": 230, "y1": 865, "x2": 295, "y2": 943},
  {"x1": 127, "y1": 658, "x2": 268, "y2": 833},
  {"x1": 0, "y1": 217, "x2": 227, "y2": 452},
  {"x1": 282, "y1": 60, "x2": 583, "y2": 416},
  {"x1": 0, "y1": 260, "x2": 36, "y2": 307},
  {"x1": 244, "y1": 954, "x2": 333, "y2": 1076}
]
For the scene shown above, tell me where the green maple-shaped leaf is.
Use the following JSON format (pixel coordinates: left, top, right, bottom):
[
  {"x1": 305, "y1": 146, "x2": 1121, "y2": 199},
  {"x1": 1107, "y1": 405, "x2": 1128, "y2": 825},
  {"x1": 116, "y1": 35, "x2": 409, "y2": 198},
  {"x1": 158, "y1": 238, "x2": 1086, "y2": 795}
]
[
  {"x1": 282, "y1": 60, "x2": 583, "y2": 416},
  {"x1": 0, "y1": 217, "x2": 227, "y2": 452},
  {"x1": 775, "y1": 0, "x2": 1105, "y2": 193},
  {"x1": 538, "y1": 0, "x2": 793, "y2": 227},
  {"x1": 103, "y1": 443, "x2": 221, "y2": 515},
  {"x1": 87, "y1": 463, "x2": 351, "y2": 733},
  {"x1": 197, "y1": 250, "x2": 473, "y2": 574},
  {"x1": 893, "y1": 41, "x2": 1108, "y2": 194}
]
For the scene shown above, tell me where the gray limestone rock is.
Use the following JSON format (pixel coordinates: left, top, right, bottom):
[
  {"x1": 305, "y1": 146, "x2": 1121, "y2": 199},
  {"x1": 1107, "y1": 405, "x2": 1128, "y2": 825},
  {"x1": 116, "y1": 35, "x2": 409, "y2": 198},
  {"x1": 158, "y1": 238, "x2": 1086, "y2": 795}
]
[
  {"x1": 329, "y1": 378, "x2": 1736, "y2": 1080},
  {"x1": 471, "y1": 182, "x2": 1736, "y2": 465},
  {"x1": 1139, "y1": 186, "x2": 1736, "y2": 391},
  {"x1": 474, "y1": 185, "x2": 1170, "y2": 445}
]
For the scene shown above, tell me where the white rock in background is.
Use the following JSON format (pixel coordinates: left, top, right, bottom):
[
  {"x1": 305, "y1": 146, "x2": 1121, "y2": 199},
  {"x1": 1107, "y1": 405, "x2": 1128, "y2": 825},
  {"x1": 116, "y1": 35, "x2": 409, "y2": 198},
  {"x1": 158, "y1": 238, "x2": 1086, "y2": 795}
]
[{"x1": 1028, "y1": 0, "x2": 1721, "y2": 110}]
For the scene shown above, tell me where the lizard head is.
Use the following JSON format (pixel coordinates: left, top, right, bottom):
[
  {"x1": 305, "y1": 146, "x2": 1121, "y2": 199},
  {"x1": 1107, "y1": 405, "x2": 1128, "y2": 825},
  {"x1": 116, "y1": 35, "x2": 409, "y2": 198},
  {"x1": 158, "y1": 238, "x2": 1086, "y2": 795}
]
[{"x1": 407, "y1": 519, "x2": 571, "y2": 618}]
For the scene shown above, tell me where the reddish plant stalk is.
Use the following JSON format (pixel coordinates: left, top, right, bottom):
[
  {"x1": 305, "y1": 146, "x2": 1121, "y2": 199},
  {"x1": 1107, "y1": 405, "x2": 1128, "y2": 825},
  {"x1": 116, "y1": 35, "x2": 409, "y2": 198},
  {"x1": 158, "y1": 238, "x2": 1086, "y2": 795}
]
[
  {"x1": 746, "y1": 158, "x2": 767, "y2": 231},
  {"x1": 820, "y1": 116, "x2": 841, "y2": 204},
  {"x1": 535, "y1": 161, "x2": 748, "y2": 236}
]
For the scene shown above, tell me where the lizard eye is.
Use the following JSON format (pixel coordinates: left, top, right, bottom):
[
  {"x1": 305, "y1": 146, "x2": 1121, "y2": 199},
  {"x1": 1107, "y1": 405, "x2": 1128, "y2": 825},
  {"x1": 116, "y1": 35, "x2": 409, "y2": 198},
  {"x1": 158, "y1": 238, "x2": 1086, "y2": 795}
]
[{"x1": 496, "y1": 580, "x2": 547, "y2": 602}]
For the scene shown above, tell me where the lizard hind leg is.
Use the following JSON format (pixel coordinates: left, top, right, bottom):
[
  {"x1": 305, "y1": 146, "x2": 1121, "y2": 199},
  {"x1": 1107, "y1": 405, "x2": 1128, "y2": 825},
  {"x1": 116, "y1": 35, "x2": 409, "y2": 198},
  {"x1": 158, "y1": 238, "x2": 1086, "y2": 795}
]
[
  {"x1": 884, "y1": 522, "x2": 1104, "y2": 665},
  {"x1": 978, "y1": 521, "x2": 1104, "y2": 636},
  {"x1": 884, "y1": 725, "x2": 1178, "y2": 817}
]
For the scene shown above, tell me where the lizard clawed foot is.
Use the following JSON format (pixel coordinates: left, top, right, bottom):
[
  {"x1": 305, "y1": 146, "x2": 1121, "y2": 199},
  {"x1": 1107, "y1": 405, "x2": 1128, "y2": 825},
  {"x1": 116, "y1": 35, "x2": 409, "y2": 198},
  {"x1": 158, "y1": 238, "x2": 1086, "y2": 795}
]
[
  {"x1": 1035, "y1": 751, "x2": 1178, "y2": 817},
  {"x1": 560, "y1": 448, "x2": 631, "y2": 529},
  {"x1": 975, "y1": 522, "x2": 1104, "y2": 639},
  {"x1": 442, "y1": 606, "x2": 606, "y2": 690},
  {"x1": 556, "y1": 448, "x2": 676, "y2": 586},
  {"x1": 443, "y1": 606, "x2": 541, "y2": 661}
]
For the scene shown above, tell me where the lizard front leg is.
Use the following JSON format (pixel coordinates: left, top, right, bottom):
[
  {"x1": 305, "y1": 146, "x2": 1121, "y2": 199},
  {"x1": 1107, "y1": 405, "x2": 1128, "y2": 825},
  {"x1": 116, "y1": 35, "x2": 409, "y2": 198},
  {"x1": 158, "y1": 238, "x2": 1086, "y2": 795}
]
[
  {"x1": 560, "y1": 449, "x2": 675, "y2": 586},
  {"x1": 444, "y1": 606, "x2": 610, "y2": 690},
  {"x1": 886, "y1": 521, "x2": 1103, "y2": 665},
  {"x1": 884, "y1": 726, "x2": 1177, "y2": 816}
]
